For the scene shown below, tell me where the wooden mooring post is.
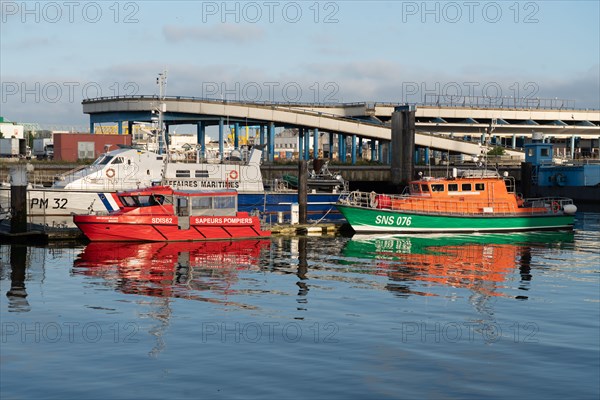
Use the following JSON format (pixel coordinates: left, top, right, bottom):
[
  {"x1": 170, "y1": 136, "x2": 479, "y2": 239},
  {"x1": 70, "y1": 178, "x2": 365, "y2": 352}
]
[
  {"x1": 298, "y1": 160, "x2": 307, "y2": 224},
  {"x1": 9, "y1": 165, "x2": 29, "y2": 234},
  {"x1": 391, "y1": 105, "x2": 416, "y2": 186}
]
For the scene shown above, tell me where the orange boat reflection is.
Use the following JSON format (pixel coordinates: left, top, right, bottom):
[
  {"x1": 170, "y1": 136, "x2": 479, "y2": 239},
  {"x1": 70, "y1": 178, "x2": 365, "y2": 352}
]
[
  {"x1": 344, "y1": 231, "x2": 575, "y2": 298},
  {"x1": 73, "y1": 239, "x2": 270, "y2": 299}
]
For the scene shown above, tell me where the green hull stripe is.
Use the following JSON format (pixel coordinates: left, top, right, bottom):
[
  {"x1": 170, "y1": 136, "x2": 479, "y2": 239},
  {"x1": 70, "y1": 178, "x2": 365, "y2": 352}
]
[{"x1": 337, "y1": 205, "x2": 575, "y2": 232}]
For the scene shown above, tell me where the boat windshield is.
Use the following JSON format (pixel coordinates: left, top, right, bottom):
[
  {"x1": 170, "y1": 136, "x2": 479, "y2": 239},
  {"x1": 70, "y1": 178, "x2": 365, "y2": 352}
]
[
  {"x1": 119, "y1": 194, "x2": 166, "y2": 207},
  {"x1": 95, "y1": 155, "x2": 114, "y2": 165},
  {"x1": 92, "y1": 155, "x2": 106, "y2": 165}
]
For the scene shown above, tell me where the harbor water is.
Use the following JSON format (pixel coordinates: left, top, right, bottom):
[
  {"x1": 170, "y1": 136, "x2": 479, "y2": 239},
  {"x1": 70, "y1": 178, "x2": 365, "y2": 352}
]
[{"x1": 1, "y1": 213, "x2": 599, "y2": 399}]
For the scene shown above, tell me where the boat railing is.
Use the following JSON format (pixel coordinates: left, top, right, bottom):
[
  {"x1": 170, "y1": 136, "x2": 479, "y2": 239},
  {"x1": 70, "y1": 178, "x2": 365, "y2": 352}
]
[
  {"x1": 167, "y1": 147, "x2": 251, "y2": 164},
  {"x1": 265, "y1": 178, "x2": 295, "y2": 192},
  {"x1": 339, "y1": 191, "x2": 574, "y2": 216},
  {"x1": 522, "y1": 197, "x2": 575, "y2": 210}
]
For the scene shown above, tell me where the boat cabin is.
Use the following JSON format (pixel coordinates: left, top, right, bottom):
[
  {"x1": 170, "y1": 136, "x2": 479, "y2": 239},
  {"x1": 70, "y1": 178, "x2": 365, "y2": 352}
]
[
  {"x1": 408, "y1": 171, "x2": 516, "y2": 201},
  {"x1": 117, "y1": 186, "x2": 238, "y2": 217},
  {"x1": 372, "y1": 172, "x2": 523, "y2": 215},
  {"x1": 409, "y1": 179, "x2": 511, "y2": 198}
]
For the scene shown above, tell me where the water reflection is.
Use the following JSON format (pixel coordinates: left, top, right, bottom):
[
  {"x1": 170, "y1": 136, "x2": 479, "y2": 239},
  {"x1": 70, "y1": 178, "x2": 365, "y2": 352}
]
[
  {"x1": 73, "y1": 240, "x2": 271, "y2": 301},
  {"x1": 5, "y1": 245, "x2": 31, "y2": 312},
  {"x1": 343, "y1": 231, "x2": 575, "y2": 300}
]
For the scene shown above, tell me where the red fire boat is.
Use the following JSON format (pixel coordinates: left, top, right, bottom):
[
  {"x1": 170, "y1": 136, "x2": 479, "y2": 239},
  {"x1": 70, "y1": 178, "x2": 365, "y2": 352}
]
[{"x1": 73, "y1": 186, "x2": 270, "y2": 242}]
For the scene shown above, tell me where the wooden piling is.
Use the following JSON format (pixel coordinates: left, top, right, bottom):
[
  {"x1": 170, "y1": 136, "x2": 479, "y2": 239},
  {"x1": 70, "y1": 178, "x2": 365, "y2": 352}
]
[
  {"x1": 391, "y1": 105, "x2": 416, "y2": 186},
  {"x1": 298, "y1": 160, "x2": 307, "y2": 224},
  {"x1": 9, "y1": 165, "x2": 28, "y2": 234}
]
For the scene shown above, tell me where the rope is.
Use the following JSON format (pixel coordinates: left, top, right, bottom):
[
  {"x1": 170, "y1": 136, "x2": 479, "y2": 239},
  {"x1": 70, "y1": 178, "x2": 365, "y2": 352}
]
[{"x1": 310, "y1": 206, "x2": 335, "y2": 225}]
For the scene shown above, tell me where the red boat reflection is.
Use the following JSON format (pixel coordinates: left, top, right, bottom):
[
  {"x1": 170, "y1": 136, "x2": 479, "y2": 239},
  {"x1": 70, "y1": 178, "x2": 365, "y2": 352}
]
[{"x1": 73, "y1": 239, "x2": 270, "y2": 299}]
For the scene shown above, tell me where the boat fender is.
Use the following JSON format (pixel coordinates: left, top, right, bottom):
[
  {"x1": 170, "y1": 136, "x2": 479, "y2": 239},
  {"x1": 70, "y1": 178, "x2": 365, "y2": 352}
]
[
  {"x1": 551, "y1": 201, "x2": 560, "y2": 213},
  {"x1": 369, "y1": 191, "x2": 378, "y2": 208},
  {"x1": 106, "y1": 168, "x2": 116, "y2": 179}
]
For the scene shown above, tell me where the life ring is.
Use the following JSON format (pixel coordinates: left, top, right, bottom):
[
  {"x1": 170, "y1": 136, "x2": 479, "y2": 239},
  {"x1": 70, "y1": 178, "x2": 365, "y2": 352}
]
[
  {"x1": 229, "y1": 170, "x2": 238, "y2": 180},
  {"x1": 369, "y1": 191, "x2": 378, "y2": 208},
  {"x1": 551, "y1": 201, "x2": 560, "y2": 213},
  {"x1": 106, "y1": 168, "x2": 115, "y2": 179}
]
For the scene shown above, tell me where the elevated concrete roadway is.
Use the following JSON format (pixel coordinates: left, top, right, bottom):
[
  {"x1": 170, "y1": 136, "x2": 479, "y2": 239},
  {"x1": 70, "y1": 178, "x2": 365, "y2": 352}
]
[{"x1": 83, "y1": 96, "x2": 527, "y2": 157}]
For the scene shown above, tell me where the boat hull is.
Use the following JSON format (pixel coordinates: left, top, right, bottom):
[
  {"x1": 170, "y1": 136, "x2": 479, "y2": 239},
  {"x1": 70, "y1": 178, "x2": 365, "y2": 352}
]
[
  {"x1": 336, "y1": 204, "x2": 575, "y2": 233},
  {"x1": 0, "y1": 187, "x2": 344, "y2": 228},
  {"x1": 73, "y1": 214, "x2": 270, "y2": 242}
]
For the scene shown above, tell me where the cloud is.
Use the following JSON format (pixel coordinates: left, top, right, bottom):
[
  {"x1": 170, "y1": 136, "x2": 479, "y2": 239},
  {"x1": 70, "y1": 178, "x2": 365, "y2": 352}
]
[
  {"x1": 12, "y1": 37, "x2": 51, "y2": 50},
  {"x1": 2, "y1": 61, "x2": 597, "y2": 129},
  {"x1": 162, "y1": 24, "x2": 264, "y2": 44}
]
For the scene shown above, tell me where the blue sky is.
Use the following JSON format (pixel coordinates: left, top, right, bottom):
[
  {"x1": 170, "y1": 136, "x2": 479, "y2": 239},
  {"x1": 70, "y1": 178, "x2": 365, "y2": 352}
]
[{"x1": 1, "y1": 0, "x2": 599, "y2": 130}]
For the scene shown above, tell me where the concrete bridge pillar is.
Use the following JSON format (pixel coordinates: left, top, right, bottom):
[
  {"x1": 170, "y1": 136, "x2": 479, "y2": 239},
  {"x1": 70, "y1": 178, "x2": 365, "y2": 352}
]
[
  {"x1": 313, "y1": 128, "x2": 319, "y2": 159},
  {"x1": 304, "y1": 129, "x2": 310, "y2": 160},
  {"x1": 197, "y1": 121, "x2": 206, "y2": 156},
  {"x1": 370, "y1": 140, "x2": 376, "y2": 162},
  {"x1": 512, "y1": 134, "x2": 517, "y2": 149},
  {"x1": 234, "y1": 122, "x2": 240, "y2": 149},
  {"x1": 351, "y1": 134, "x2": 357, "y2": 165},
  {"x1": 328, "y1": 132, "x2": 334, "y2": 159},
  {"x1": 358, "y1": 137, "x2": 363, "y2": 159},
  {"x1": 268, "y1": 122, "x2": 275, "y2": 162},
  {"x1": 260, "y1": 125, "x2": 265, "y2": 147},
  {"x1": 391, "y1": 105, "x2": 416, "y2": 185},
  {"x1": 219, "y1": 117, "x2": 224, "y2": 161}
]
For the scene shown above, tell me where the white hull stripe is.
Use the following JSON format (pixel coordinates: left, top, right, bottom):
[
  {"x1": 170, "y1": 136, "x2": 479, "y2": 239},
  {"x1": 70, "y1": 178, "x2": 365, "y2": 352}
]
[
  {"x1": 98, "y1": 193, "x2": 119, "y2": 212},
  {"x1": 351, "y1": 225, "x2": 571, "y2": 233}
]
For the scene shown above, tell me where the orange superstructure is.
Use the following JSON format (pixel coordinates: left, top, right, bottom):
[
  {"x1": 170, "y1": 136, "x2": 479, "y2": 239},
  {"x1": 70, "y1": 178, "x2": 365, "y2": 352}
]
[{"x1": 375, "y1": 171, "x2": 549, "y2": 215}]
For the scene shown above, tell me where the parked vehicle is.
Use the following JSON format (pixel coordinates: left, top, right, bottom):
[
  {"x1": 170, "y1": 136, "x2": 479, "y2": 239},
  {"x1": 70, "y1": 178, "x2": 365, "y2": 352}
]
[
  {"x1": 33, "y1": 138, "x2": 54, "y2": 160},
  {"x1": 0, "y1": 138, "x2": 26, "y2": 157}
]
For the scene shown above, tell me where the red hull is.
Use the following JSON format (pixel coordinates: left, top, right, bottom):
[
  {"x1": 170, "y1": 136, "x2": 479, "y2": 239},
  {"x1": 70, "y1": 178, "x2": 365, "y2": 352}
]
[
  {"x1": 73, "y1": 186, "x2": 270, "y2": 242},
  {"x1": 75, "y1": 212, "x2": 270, "y2": 241}
]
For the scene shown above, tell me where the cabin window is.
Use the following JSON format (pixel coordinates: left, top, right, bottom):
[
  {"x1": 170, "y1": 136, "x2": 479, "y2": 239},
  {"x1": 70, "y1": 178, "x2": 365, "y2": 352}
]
[
  {"x1": 461, "y1": 183, "x2": 472, "y2": 191},
  {"x1": 175, "y1": 170, "x2": 191, "y2": 178},
  {"x1": 192, "y1": 197, "x2": 212, "y2": 209},
  {"x1": 421, "y1": 184, "x2": 429, "y2": 192},
  {"x1": 541, "y1": 148, "x2": 550, "y2": 157},
  {"x1": 112, "y1": 157, "x2": 124, "y2": 165},
  {"x1": 98, "y1": 155, "x2": 113, "y2": 165},
  {"x1": 475, "y1": 183, "x2": 485, "y2": 191},
  {"x1": 448, "y1": 184, "x2": 458, "y2": 191},
  {"x1": 214, "y1": 196, "x2": 235, "y2": 209},
  {"x1": 431, "y1": 184, "x2": 444, "y2": 192},
  {"x1": 195, "y1": 170, "x2": 209, "y2": 178},
  {"x1": 119, "y1": 196, "x2": 136, "y2": 207},
  {"x1": 137, "y1": 195, "x2": 152, "y2": 206},
  {"x1": 411, "y1": 184, "x2": 420, "y2": 193},
  {"x1": 527, "y1": 148, "x2": 534, "y2": 157}
]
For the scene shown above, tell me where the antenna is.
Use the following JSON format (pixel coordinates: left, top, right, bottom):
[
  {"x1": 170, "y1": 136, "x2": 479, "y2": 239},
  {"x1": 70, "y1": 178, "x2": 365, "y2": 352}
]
[
  {"x1": 157, "y1": 69, "x2": 167, "y2": 100},
  {"x1": 156, "y1": 70, "x2": 168, "y2": 156}
]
